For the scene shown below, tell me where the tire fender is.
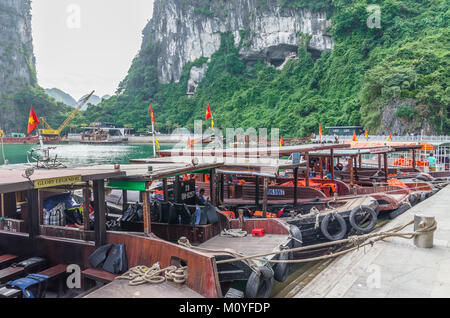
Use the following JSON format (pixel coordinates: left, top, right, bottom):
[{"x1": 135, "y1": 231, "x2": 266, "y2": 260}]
[
  {"x1": 320, "y1": 213, "x2": 347, "y2": 241},
  {"x1": 245, "y1": 266, "x2": 274, "y2": 298},
  {"x1": 273, "y1": 250, "x2": 290, "y2": 283},
  {"x1": 349, "y1": 206, "x2": 377, "y2": 233},
  {"x1": 289, "y1": 225, "x2": 303, "y2": 249}
]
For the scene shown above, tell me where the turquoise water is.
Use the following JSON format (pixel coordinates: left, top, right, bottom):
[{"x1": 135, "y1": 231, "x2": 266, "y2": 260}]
[{"x1": 0, "y1": 143, "x2": 173, "y2": 166}]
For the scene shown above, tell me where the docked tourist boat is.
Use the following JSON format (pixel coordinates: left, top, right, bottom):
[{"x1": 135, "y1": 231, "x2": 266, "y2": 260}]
[
  {"x1": 0, "y1": 162, "x2": 301, "y2": 298},
  {"x1": 0, "y1": 133, "x2": 39, "y2": 145}
]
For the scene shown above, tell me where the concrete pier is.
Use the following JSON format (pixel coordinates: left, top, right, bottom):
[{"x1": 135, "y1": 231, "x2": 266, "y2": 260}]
[{"x1": 295, "y1": 185, "x2": 450, "y2": 298}]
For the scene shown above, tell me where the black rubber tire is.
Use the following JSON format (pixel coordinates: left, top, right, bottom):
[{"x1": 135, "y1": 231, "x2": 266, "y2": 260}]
[
  {"x1": 320, "y1": 213, "x2": 347, "y2": 241},
  {"x1": 388, "y1": 203, "x2": 411, "y2": 220},
  {"x1": 273, "y1": 252, "x2": 290, "y2": 283},
  {"x1": 290, "y1": 225, "x2": 303, "y2": 249},
  {"x1": 409, "y1": 193, "x2": 417, "y2": 205},
  {"x1": 420, "y1": 192, "x2": 427, "y2": 202},
  {"x1": 349, "y1": 206, "x2": 378, "y2": 234},
  {"x1": 245, "y1": 266, "x2": 274, "y2": 298}
]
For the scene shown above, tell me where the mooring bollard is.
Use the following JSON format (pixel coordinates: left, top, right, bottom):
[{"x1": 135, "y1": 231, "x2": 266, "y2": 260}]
[{"x1": 414, "y1": 214, "x2": 436, "y2": 248}]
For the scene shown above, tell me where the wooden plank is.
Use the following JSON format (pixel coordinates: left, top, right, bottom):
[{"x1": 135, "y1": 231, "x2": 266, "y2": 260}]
[{"x1": 27, "y1": 189, "x2": 39, "y2": 243}]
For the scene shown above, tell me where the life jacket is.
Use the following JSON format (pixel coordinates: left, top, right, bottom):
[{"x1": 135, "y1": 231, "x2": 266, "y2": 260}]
[
  {"x1": 222, "y1": 210, "x2": 236, "y2": 219},
  {"x1": 281, "y1": 181, "x2": 294, "y2": 187},
  {"x1": 204, "y1": 175, "x2": 210, "y2": 183},
  {"x1": 253, "y1": 211, "x2": 277, "y2": 218},
  {"x1": 321, "y1": 183, "x2": 337, "y2": 193},
  {"x1": 239, "y1": 180, "x2": 246, "y2": 185},
  {"x1": 155, "y1": 190, "x2": 164, "y2": 201},
  {"x1": 388, "y1": 178, "x2": 407, "y2": 188}
]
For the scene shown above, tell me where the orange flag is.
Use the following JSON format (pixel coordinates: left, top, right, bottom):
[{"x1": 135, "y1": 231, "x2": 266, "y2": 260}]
[
  {"x1": 205, "y1": 104, "x2": 212, "y2": 121},
  {"x1": 319, "y1": 124, "x2": 323, "y2": 140},
  {"x1": 352, "y1": 131, "x2": 358, "y2": 142},
  {"x1": 27, "y1": 106, "x2": 39, "y2": 134},
  {"x1": 365, "y1": 129, "x2": 369, "y2": 140},
  {"x1": 389, "y1": 133, "x2": 393, "y2": 141},
  {"x1": 150, "y1": 104, "x2": 155, "y2": 123},
  {"x1": 280, "y1": 135, "x2": 284, "y2": 147}
]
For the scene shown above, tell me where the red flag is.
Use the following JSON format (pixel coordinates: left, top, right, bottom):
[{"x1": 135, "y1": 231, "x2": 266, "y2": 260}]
[
  {"x1": 27, "y1": 106, "x2": 39, "y2": 134},
  {"x1": 389, "y1": 133, "x2": 393, "y2": 141},
  {"x1": 352, "y1": 131, "x2": 358, "y2": 142},
  {"x1": 150, "y1": 105, "x2": 155, "y2": 123},
  {"x1": 205, "y1": 104, "x2": 212, "y2": 121},
  {"x1": 365, "y1": 129, "x2": 369, "y2": 140},
  {"x1": 280, "y1": 135, "x2": 284, "y2": 147},
  {"x1": 319, "y1": 124, "x2": 323, "y2": 140}
]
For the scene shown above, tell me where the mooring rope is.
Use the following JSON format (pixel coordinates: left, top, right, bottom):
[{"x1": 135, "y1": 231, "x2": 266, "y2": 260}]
[{"x1": 177, "y1": 219, "x2": 436, "y2": 266}]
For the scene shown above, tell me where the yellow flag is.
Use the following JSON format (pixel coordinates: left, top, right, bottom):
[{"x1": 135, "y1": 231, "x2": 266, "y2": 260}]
[
  {"x1": 155, "y1": 136, "x2": 160, "y2": 151},
  {"x1": 211, "y1": 119, "x2": 214, "y2": 129},
  {"x1": 0, "y1": 130, "x2": 3, "y2": 137}
]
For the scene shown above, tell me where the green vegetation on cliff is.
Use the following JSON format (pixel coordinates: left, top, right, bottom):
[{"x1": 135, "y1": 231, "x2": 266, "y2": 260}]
[{"x1": 78, "y1": 0, "x2": 449, "y2": 136}]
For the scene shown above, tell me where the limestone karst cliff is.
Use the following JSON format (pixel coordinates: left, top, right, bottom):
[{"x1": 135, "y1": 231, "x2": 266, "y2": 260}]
[
  {"x1": 82, "y1": 0, "x2": 448, "y2": 136},
  {"x1": 0, "y1": 0, "x2": 36, "y2": 131},
  {"x1": 145, "y1": 0, "x2": 333, "y2": 85}
]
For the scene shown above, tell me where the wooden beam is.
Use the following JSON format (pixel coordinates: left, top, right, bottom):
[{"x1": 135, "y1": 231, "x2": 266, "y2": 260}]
[
  {"x1": 384, "y1": 153, "x2": 388, "y2": 183},
  {"x1": 162, "y1": 179, "x2": 168, "y2": 201},
  {"x1": 319, "y1": 158, "x2": 324, "y2": 179},
  {"x1": 174, "y1": 176, "x2": 181, "y2": 203},
  {"x1": 412, "y1": 149, "x2": 417, "y2": 169},
  {"x1": 27, "y1": 189, "x2": 39, "y2": 240},
  {"x1": 293, "y1": 167, "x2": 299, "y2": 206},
  {"x1": 349, "y1": 158, "x2": 354, "y2": 186},
  {"x1": 378, "y1": 154, "x2": 382, "y2": 173},
  {"x1": 330, "y1": 149, "x2": 335, "y2": 180},
  {"x1": 219, "y1": 174, "x2": 224, "y2": 204},
  {"x1": 209, "y1": 169, "x2": 216, "y2": 206},
  {"x1": 142, "y1": 191, "x2": 151, "y2": 235},
  {"x1": 122, "y1": 190, "x2": 128, "y2": 212},
  {"x1": 305, "y1": 153, "x2": 310, "y2": 187},
  {"x1": 263, "y1": 177, "x2": 268, "y2": 218},
  {"x1": 93, "y1": 180, "x2": 106, "y2": 247},
  {"x1": 83, "y1": 188, "x2": 91, "y2": 230},
  {"x1": 354, "y1": 156, "x2": 358, "y2": 181},
  {"x1": 255, "y1": 176, "x2": 260, "y2": 207}
]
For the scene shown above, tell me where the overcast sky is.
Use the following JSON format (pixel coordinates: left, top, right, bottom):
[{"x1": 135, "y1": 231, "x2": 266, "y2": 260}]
[{"x1": 31, "y1": 0, "x2": 154, "y2": 100}]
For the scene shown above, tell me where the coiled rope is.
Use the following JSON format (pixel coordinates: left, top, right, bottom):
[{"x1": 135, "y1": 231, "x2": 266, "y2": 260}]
[{"x1": 116, "y1": 262, "x2": 187, "y2": 286}]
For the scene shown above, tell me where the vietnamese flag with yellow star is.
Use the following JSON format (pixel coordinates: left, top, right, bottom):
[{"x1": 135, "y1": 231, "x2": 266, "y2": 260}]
[{"x1": 27, "y1": 106, "x2": 39, "y2": 134}]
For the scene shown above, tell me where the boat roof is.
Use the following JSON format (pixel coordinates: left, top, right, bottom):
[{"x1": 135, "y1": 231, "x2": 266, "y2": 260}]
[
  {"x1": 157, "y1": 143, "x2": 349, "y2": 158},
  {"x1": 345, "y1": 141, "x2": 424, "y2": 151},
  {"x1": 308, "y1": 146, "x2": 394, "y2": 157},
  {"x1": 0, "y1": 165, "x2": 124, "y2": 194}
]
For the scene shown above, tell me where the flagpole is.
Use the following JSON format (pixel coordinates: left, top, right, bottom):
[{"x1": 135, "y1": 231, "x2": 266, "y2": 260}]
[
  {"x1": 152, "y1": 118, "x2": 156, "y2": 158},
  {"x1": 0, "y1": 129, "x2": 6, "y2": 165}
]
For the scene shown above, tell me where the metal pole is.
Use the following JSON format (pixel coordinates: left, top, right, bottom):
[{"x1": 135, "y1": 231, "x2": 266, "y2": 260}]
[{"x1": 152, "y1": 120, "x2": 157, "y2": 158}]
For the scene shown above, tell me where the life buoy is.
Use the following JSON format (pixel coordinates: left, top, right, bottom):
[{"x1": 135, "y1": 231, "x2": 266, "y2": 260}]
[
  {"x1": 273, "y1": 250, "x2": 290, "y2": 283},
  {"x1": 320, "y1": 213, "x2": 347, "y2": 241},
  {"x1": 349, "y1": 206, "x2": 377, "y2": 233},
  {"x1": 336, "y1": 163, "x2": 344, "y2": 170},
  {"x1": 245, "y1": 266, "x2": 274, "y2": 298}
]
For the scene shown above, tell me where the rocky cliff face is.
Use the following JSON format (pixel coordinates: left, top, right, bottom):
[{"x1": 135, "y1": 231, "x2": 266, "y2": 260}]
[
  {"x1": 0, "y1": 0, "x2": 35, "y2": 132},
  {"x1": 145, "y1": 0, "x2": 333, "y2": 85}
]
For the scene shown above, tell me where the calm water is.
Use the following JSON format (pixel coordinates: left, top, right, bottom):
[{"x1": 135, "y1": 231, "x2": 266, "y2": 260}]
[{"x1": 0, "y1": 143, "x2": 173, "y2": 167}]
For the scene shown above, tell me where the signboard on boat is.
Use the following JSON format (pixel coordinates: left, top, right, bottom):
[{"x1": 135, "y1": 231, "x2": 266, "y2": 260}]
[
  {"x1": 34, "y1": 175, "x2": 82, "y2": 189},
  {"x1": 268, "y1": 189, "x2": 285, "y2": 196}
]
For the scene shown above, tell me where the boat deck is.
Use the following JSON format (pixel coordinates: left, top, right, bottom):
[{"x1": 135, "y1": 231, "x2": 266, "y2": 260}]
[
  {"x1": 199, "y1": 234, "x2": 290, "y2": 258},
  {"x1": 84, "y1": 278, "x2": 203, "y2": 298}
]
